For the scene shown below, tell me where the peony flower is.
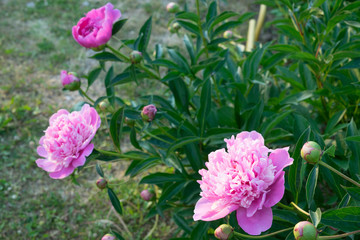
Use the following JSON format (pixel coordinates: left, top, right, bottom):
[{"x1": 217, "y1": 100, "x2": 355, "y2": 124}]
[
  {"x1": 101, "y1": 233, "x2": 115, "y2": 240},
  {"x1": 61, "y1": 70, "x2": 80, "y2": 91},
  {"x1": 36, "y1": 104, "x2": 101, "y2": 179},
  {"x1": 141, "y1": 104, "x2": 157, "y2": 122},
  {"x1": 72, "y1": 3, "x2": 121, "y2": 49},
  {"x1": 193, "y1": 131, "x2": 294, "y2": 235}
]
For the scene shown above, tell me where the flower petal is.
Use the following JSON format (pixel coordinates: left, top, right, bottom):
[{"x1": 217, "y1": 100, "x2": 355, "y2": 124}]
[
  {"x1": 237, "y1": 207, "x2": 273, "y2": 235},
  {"x1": 246, "y1": 192, "x2": 267, "y2": 217},
  {"x1": 269, "y1": 147, "x2": 293, "y2": 175},
  {"x1": 36, "y1": 158, "x2": 60, "y2": 172},
  {"x1": 264, "y1": 171, "x2": 285, "y2": 208},
  {"x1": 37, "y1": 146, "x2": 48, "y2": 158},
  {"x1": 193, "y1": 197, "x2": 238, "y2": 221},
  {"x1": 72, "y1": 143, "x2": 94, "y2": 168},
  {"x1": 49, "y1": 166, "x2": 75, "y2": 179}
]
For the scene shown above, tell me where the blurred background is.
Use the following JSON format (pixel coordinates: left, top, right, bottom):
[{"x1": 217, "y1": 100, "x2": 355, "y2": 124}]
[{"x1": 0, "y1": 0, "x2": 269, "y2": 239}]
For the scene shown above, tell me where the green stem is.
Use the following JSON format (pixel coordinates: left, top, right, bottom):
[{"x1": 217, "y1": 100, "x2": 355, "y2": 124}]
[
  {"x1": 319, "y1": 230, "x2": 360, "y2": 239},
  {"x1": 319, "y1": 161, "x2": 360, "y2": 188},
  {"x1": 154, "y1": 122, "x2": 177, "y2": 140},
  {"x1": 276, "y1": 202, "x2": 293, "y2": 211},
  {"x1": 195, "y1": 0, "x2": 209, "y2": 58},
  {"x1": 291, "y1": 202, "x2": 310, "y2": 216},
  {"x1": 79, "y1": 89, "x2": 95, "y2": 104},
  {"x1": 96, "y1": 149, "x2": 144, "y2": 160},
  {"x1": 106, "y1": 44, "x2": 160, "y2": 80},
  {"x1": 233, "y1": 227, "x2": 293, "y2": 239}
]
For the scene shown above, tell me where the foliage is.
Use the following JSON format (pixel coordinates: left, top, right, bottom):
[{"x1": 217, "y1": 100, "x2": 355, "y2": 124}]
[{"x1": 42, "y1": 0, "x2": 360, "y2": 239}]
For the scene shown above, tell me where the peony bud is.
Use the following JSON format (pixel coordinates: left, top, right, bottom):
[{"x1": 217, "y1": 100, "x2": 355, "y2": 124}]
[
  {"x1": 141, "y1": 104, "x2": 157, "y2": 122},
  {"x1": 101, "y1": 233, "x2": 115, "y2": 240},
  {"x1": 99, "y1": 101, "x2": 110, "y2": 111},
  {"x1": 223, "y1": 30, "x2": 233, "y2": 39},
  {"x1": 61, "y1": 70, "x2": 81, "y2": 91},
  {"x1": 301, "y1": 141, "x2": 322, "y2": 164},
  {"x1": 214, "y1": 224, "x2": 234, "y2": 240},
  {"x1": 130, "y1": 50, "x2": 143, "y2": 64},
  {"x1": 168, "y1": 22, "x2": 181, "y2": 33},
  {"x1": 166, "y1": 2, "x2": 180, "y2": 13},
  {"x1": 140, "y1": 189, "x2": 154, "y2": 201},
  {"x1": 96, "y1": 178, "x2": 108, "y2": 190},
  {"x1": 293, "y1": 221, "x2": 318, "y2": 240}
]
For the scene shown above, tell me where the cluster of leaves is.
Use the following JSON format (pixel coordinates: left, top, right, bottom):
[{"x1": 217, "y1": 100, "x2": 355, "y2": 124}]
[{"x1": 79, "y1": 0, "x2": 360, "y2": 239}]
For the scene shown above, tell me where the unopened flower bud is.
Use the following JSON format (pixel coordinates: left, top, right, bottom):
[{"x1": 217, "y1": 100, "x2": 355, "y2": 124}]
[
  {"x1": 301, "y1": 141, "x2": 322, "y2": 164},
  {"x1": 140, "y1": 189, "x2": 154, "y2": 201},
  {"x1": 101, "y1": 233, "x2": 115, "y2": 240},
  {"x1": 293, "y1": 221, "x2": 318, "y2": 240},
  {"x1": 214, "y1": 224, "x2": 234, "y2": 240},
  {"x1": 166, "y1": 2, "x2": 180, "y2": 13},
  {"x1": 168, "y1": 22, "x2": 181, "y2": 33},
  {"x1": 141, "y1": 104, "x2": 157, "y2": 122},
  {"x1": 99, "y1": 101, "x2": 109, "y2": 111},
  {"x1": 130, "y1": 50, "x2": 143, "y2": 64},
  {"x1": 96, "y1": 178, "x2": 107, "y2": 190},
  {"x1": 223, "y1": 30, "x2": 233, "y2": 39},
  {"x1": 61, "y1": 70, "x2": 81, "y2": 91}
]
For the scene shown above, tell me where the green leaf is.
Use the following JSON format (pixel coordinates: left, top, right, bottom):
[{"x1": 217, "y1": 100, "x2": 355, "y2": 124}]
[
  {"x1": 206, "y1": 1, "x2": 217, "y2": 24},
  {"x1": 168, "y1": 77, "x2": 190, "y2": 113},
  {"x1": 130, "y1": 127, "x2": 141, "y2": 150},
  {"x1": 343, "y1": 186, "x2": 360, "y2": 202},
  {"x1": 108, "y1": 188, "x2": 123, "y2": 215},
  {"x1": 158, "y1": 181, "x2": 186, "y2": 205},
  {"x1": 91, "y1": 52, "x2": 121, "y2": 61},
  {"x1": 167, "y1": 49, "x2": 191, "y2": 74},
  {"x1": 176, "y1": 20, "x2": 200, "y2": 36},
  {"x1": 209, "y1": 11, "x2": 239, "y2": 32},
  {"x1": 322, "y1": 207, "x2": 360, "y2": 231},
  {"x1": 197, "y1": 79, "x2": 212, "y2": 136},
  {"x1": 323, "y1": 145, "x2": 336, "y2": 157},
  {"x1": 173, "y1": 213, "x2": 192, "y2": 234},
  {"x1": 125, "y1": 157, "x2": 161, "y2": 177},
  {"x1": 110, "y1": 107, "x2": 125, "y2": 151},
  {"x1": 345, "y1": 136, "x2": 360, "y2": 142},
  {"x1": 135, "y1": 17, "x2": 152, "y2": 52},
  {"x1": 184, "y1": 35, "x2": 196, "y2": 65},
  {"x1": 184, "y1": 143, "x2": 203, "y2": 172},
  {"x1": 191, "y1": 221, "x2": 210, "y2": 240},
  {"x1": 112, "y1": 19, "x2": 128, "y2": 35},
  {"x1": 140, "y1": 173, "x2": 185, "y2": 185},
  {"x1": 313, "y1": 0, "x2": 326, "y2": 7},
  {"x1": 289, "y1": 127, "x2": 310, "y2": 199},
  {"x1": 306, "y1": 165, "x2": 319, "y2": 208},
  {"x1": 325, "y1": 109, "x2": 346, "y2": 134},
  {"x1": 87, "y1": 67, "x2": 102, "y2": 90},
  {"x1": 280, "y1": 90, "x2": 314, "y2": 105},
  {"x1": 176, "y1": 12, "x2": 199, "y2": 23},
  {"x1": 110, "y1": 230, "x2": 125, "y2": 240},
  {"x1": 310, "y1": 208, "x2": 322, "y2": 228},
  {"x1": 277, "y1": 25, "x2": 303, "y2": 42},
  {"x1": 340, "y1": 58, "x2": 360, "y2": 69},
  {"x1": 346, "y1": 119, "x2": 360, "y2": 179},
  {"x1": 167, "y1": 136, "x2": 203, "y2": 155},
  {"x1": 96, "y1": 163, "x2": 104, "y2": 177},
  {"x1": 262, "y1": 110, "x2": 293, "y2": 137},
  {"x1": 326, "y1": 15, "x2": 346, "y2": 34},
  {"x1": 269, "y1": 44, "x2": 300, "y2": 52},
  {"x1": 105, "y1": 66, "x2": 115, "y2": 105}
]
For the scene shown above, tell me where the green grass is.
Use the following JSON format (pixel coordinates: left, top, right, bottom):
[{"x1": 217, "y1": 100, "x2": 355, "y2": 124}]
[{"x1": 0, "y1": 0, "x2": 251, "y2": 239}]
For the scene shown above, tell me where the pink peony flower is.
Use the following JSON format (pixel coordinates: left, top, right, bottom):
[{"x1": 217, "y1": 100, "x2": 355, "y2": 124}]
[
  {"x1": 193, "y1": 131, "x2": 293, "y2": 235},
  {"x1": 36, "y1": 104, "x2": 101, "y2": 179},
  {"x1": 141, "y1": 104, "x2": 157, "y2": 122},
  {"x1": 72, "y1": 3, "x2": 121, "y2": 48}
]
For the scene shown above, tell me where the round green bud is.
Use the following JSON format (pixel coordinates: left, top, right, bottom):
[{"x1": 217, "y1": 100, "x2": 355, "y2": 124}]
[
  {"x1": 130, "y1": 50, "x2": 143, "y2": 64},
  {"x1": 98, "y1": 101, "x2": 109, "y2": 111},
  {"x1": 168, "y1": 22, "x2": 181, "y2": 33},
  {"x1": 214, "y1": 224, "x2": 234, "y2": 240},
  {"x1": 96, "y1": 178, "x2": 107, "y2": 190},
  {"x1": 293, "y1": 221, "x2": 318, "y2": 240},
  {"x1": 301, "y1": 141, "x2": 322, "y2": 164},
  {"x1": 166, "y1": 2, "x2": 180, "y2": 13},
  {"x1": 223, "y1": 30, "x2": 233, "y2": 39}
]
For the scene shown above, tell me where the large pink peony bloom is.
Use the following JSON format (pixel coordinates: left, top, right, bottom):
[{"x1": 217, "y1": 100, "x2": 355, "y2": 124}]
[
  {"x1": 193, "y1": 131, "x2": 293, "y2": 235},
  {"x1": 72, "y1": 3, "x2": 121, "y2": 48},
  {"x1": 36, "y1": 104, "x2": 101, "y2": 179}
]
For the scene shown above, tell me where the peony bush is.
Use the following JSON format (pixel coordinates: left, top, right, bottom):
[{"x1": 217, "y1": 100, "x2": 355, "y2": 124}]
[{"x1": 36, "y1": 0, "x2": 360, "y2": 239}]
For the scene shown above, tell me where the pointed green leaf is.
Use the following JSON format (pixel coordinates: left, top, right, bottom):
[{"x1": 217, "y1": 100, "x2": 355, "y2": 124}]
[{"x1": 108, "y1": 188, "x2": 123, "y2": 215}]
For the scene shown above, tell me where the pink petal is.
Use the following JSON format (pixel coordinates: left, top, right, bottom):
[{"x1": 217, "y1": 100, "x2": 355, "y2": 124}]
[
  {"x1": 246, "y1": 192, "x2": 267, "y2": 217},
  {"x1": 237, "y1": 207, "x2": 273, "y2": 235},
  {"x1": 193, "y1": 197, "x2": 238, "y2": 221},
  {"x1": 264, "y1": 172, "x2": 285, "y2": 208},
  {"x1": 37, "y1": 146, "x2": 48, "y2": 158},
  {"x1": 72, "y1": 143, "x2": 94, "y2": 168},
  {"x1": 49, "y1": 166, "x2": 75, "y2": 179},
  {"x1": 49, "y1": 109, "x2": 69, "y2": 124},
  {"x1": 36, "y1": 158, "x2": 60, "y2": 172},
  {"x1": 269, "y1": 147, "x2": 293, "y2": 175}
]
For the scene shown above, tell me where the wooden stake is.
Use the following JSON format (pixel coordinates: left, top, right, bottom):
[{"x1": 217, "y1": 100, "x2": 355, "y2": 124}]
[
  {"x1": 255, "y1": 4, "x2": 267, "y2": 41},
  {"x1": 246, "y1": 19, "x2": 256, "y2": 52}
]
